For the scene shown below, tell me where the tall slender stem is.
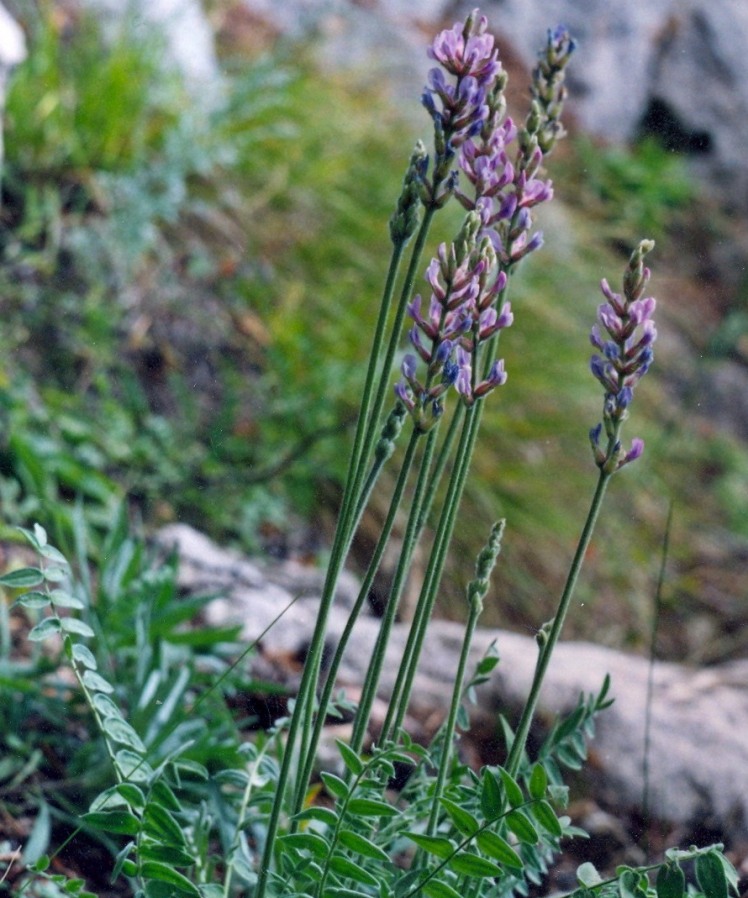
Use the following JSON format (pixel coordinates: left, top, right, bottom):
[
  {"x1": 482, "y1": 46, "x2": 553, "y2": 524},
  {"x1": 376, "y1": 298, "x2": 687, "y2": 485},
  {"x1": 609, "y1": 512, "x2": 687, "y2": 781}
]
[
  {"x1": 383, "y1": 399, "x2": 482, "y2": 740},
  {"x1": 349, "y1": 426, "x2": 439, "y2": 754},
  {"x1": 255, "y1": 236, "x2": 407, "y2": 898},
  {"x1": 506, "y1": 467, "x2": 612, "y2": 777},
  {"x1": 293, "y1": 426, "x2": 422, "y2": 811}
]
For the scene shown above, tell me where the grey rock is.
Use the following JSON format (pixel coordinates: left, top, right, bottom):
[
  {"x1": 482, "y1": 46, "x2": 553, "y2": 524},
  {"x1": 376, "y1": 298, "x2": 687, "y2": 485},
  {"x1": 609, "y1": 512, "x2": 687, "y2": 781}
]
[
  {"x1": 162, "y1": 524, "x2": 748, "y2": 836},
  {"x1": 0, "y1": 2, "x2": 26, "y2": 188}
]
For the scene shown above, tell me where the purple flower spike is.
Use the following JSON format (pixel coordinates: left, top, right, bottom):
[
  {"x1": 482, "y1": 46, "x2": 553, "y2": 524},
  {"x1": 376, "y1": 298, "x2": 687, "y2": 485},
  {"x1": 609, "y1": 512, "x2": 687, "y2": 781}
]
[{"x1": 589, "y1": 240, "x2": 656, "y2": 471}]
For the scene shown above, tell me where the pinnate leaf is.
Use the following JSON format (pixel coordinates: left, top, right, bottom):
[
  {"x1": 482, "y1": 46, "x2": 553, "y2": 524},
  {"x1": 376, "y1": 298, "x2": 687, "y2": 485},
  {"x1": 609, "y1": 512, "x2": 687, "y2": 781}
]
[
  {"x1": 695, "y1": 852, "x2": 728, "y2": 898},
  {"x1": 423, "y1": 880, "x2": 462, "y2": 898},
  {"x1": 336, "y1": 739, "x2": 364, "y2": 776},
  {"x1": 0, "y1": 567, "x2": 44, "y2": 588},
  {"x1": 528, "y1": 763, "x2": 548, "y2": 799},
  {"x1": 60, "y1": 618, "x2": 95, "y2": 638},
  {"x1": 28, "y1": 617, "x2": 62, "y2": 641},
  {"x1": 14, "y1": 591, "x2": 50, "y2": 609},
  {"x1": 506, "y1": 809, "x2": 538, "y2": 844},
  {"x1": 448, "y1": 852, "x2": 503, "y2": 878},
  {"x1": 338, "y1": 829, "x2": 389, "y2": 863},
  {"x1": 405, "y1": 833, "x2": 455, "y2": 860},
  {"x1": 82, "y1": 810, "x2": 140, "y2": 835},
  {"x1": 346, "y1": 798, "x2": 397, "y2": 817},
  {"x1": 656, "y1": 862, "x2": 685, "y2": 898},
  {"x1": 328, "y1": 854, "x2": 379, "y2": 886},
  {"x1": 499, "y1": 768, "x2": 523, "y2": 808},
  {"x1": 475, "y1": 830, "x2": 523, "y2": 869},
  {"x1": 279, "y1": 832, "x2": 330, "y2": 860},
  {"x1": 480, "y1": 768, "x2": 502, "y2": 819},
  {"x1": 321, "y1": 772, "x2": 349, "y2": 801},
  {"x1": 440, "y1": 798, "x2": 478, "y2": 837},
  {"x1": 141, "y1": 861, "x2": 201, "y2": 897}
]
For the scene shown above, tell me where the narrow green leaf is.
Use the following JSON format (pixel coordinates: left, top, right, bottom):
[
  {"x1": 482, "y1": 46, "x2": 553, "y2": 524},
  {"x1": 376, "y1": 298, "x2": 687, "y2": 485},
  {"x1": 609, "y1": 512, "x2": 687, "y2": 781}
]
[
  {"x1": 149, "y1": 779, "x2": 181, "y2": 812},
  {"x1": 346, "y1": 798, "x2": 397, "y2": 818},
  {"x1": 336, "y1": 739, "x2": 364, "y2": 776},
  {"x1": 104, "y1": 718, "x2": 146, "y2": 753},
  {"x1": 338, "y1": 829, "x2": 389, "y2": 863},
  {"x1": 0, "y1": 567, "x2": 44, "y2": 588},
  {"x1": 174, "y1": 759, "x2": 209, "y2": 780},
  {"x1": 405, "y1": 833, "x2": 455, "y2": 860},
  {"x1": 82, "y1": 670, "x2": 114, "y2": 694},
  {"x1": 42, "y1": 566, "x2": 68, "y2": 583},
  {"x1": 480, "y1": 768, "x2": 502, "y2": 819},
  {"x1": 49, "y1": 589, "x2": 84, "y2": 609},
  {"x1": 528, "y1": 764, "x2": 548, "y2": 800},
  {"x1": 440, "y1": 798, "x2": 479, "y2": 837},
  {"x1": 475, "y1": 830, "x2": 523, "y2": 869},
  {"x1": 29, "y1": 856, "x2": 50, "y2": 873},
  {"x1": 695, "y1": 852, "x2": 728, "y2": 898},
  {"x1": 90, "y1": 786, "x2": 128, "y2": 812},
  {"x1": 321, "y1": 772, "x2": 349, "y2": 801},
  {"x1": 14, "y1": 591, "x2": 50, "y2": 609},
  {"x1": 60, "y1": 618, "x2": 95, "y2": 638},
  {"x1": 111, "y1": 841, "x2": 136, "y2": 882},
  {"x1": 22, "y1": 798, "x2": 50, "y2": 864},
  {"x1": 17, "y1": 525, "x2": 45, "y2": 550},
  {"x1": 81, "y1": 810, "x2": 140, "y2": 835},
  {"x1": 143, "y1": 803, "x2": 187, "y2": 847},
  {"x1": 556, "y1": 743, "x2": 584, "y2": 770},
  {"x1": 92, "y1": 693, "x2": 121, "y2": 719},
  {"x1": 476, "y1": 655, "x2": 500, "y2": 676},
  {"x1": 577, "y1": 862, "x2": 604, "y2": 887},
  {"x1": 114, "y1": 749, "x2": 153, "y2": 783},
  {"x1": 324, "y1": 889, "x2": 371, "y2": 898},
  {"x1": 328, "y1": 854, "x2": 379, "y2": 886},
  {"x1": 498, "y1": 768, "x2": 524, "y2": 808},
  {"x1": 506, "y1": 809, "x2": 538, "y2": 844},
  {"x1": 278, "y1": 833, "x2": 330, "y2": 860},
  {"x1": 140, "y1": 842, "x2": 195, "y2": 868},
  {"x1": 448, "y1": 852, "x2": 503, "y2": 878},
  {"x1": 72, "y1": 643, "x2": 97, "y2": 670},
  {"x1": 115, "y1": 783, "x2": 146, "y2": 810},
  {"x1": 295, "y1": 807, "x2": 338, "y2": 828},
  {"x1": 530, "y1": 799, "x2": 563, "y2": 837},
  {"x1": 423, "y1": 879, "x2": 462, "y2": 898},
  {"x1": 39, "y1": 544, "x2": 69, "y2": 566},
  {"x1": 28, "y1": 617, "x2": 61, "y2": 642},
  {"x1": 141, "y1": 861, "x2": 201, "y2": 896}
]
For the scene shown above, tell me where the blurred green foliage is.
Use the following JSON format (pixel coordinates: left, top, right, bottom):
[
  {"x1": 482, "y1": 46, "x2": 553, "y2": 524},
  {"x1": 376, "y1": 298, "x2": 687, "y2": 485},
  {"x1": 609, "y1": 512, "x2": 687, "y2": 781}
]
[{"x1": 0, "y1": 6, "x2": 745, "y2": 662}]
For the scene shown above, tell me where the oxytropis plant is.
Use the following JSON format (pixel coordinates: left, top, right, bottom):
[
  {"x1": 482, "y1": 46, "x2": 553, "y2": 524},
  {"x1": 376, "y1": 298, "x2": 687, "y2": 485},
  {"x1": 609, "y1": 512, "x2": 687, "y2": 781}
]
[{"x1": 4, "y1": 8, "x2": 738, "y2": 898}]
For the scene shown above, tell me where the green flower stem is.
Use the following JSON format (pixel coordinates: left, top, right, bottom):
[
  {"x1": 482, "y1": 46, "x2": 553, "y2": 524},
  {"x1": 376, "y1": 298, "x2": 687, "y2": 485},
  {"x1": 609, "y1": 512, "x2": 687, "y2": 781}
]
[
  {"x1": 426, "y1": 590, "x2": 481, "y2": 835},
  {"x1": 349, "y1": 205, "x2": 437, "y2": 510},
  {"x1": 294, "y1": 406, "x2": 407, "y2": 781},
  {"x1": 383, "y1": 398, "x2": 483, "y2": 741},
  {"x1": 349, "y1": 424, "x2": 439, "y2": 755},
  {"x1": 292, "y1": 426, "x2": 422, "y2": 812},
  {"x1": 506, "y1": 465, "x2": 613, "y2": 778},
  {"x1": 417, "y1": 400, "x2": 465, "y2": 534},
  {"x1": 255, "y1": 235, "x2": 409, "y2": 898},
  {"x1": 426, "y1": 520, "x2": 504, "y2": 837}
]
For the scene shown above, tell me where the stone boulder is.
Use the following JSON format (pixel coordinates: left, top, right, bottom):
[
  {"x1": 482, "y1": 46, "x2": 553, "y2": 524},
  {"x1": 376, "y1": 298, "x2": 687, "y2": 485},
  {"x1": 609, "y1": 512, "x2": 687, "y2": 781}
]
[
  {"x1": 157, "y1": 523, "x2": 748, "y2": 841},
  {"x1": 0, "y1": 2, "x2": 26, "y2": 179}
]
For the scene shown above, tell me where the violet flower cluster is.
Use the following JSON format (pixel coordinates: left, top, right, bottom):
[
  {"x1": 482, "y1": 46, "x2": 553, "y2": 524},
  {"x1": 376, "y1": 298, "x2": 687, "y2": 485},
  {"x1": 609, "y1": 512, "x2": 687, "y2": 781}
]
[
  {"x1": 589, "y1": 239, "x2": 657, "y2": 472},
  {"x1": 395, "y1": 215, "x2": 513, "y2": 429},
  {"x1": 396, "y1": 12, "x2": 575, "y2": 428}
]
